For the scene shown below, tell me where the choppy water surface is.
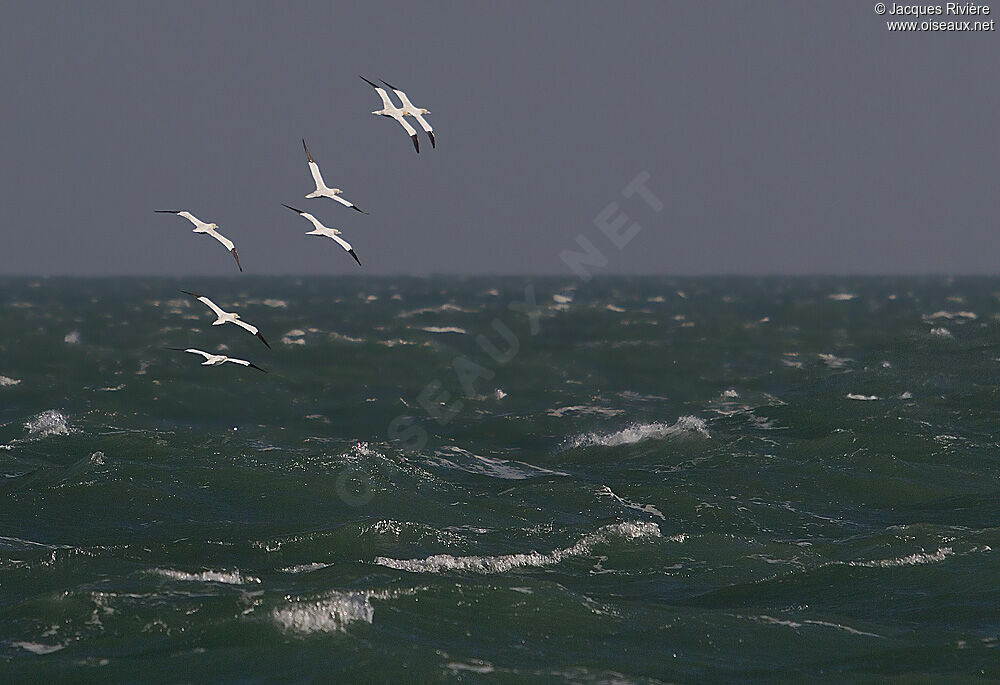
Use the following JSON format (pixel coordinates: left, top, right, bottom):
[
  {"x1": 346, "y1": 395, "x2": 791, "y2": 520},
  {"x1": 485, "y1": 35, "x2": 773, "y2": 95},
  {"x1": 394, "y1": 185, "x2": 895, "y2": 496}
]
[{"x1": 1, "y1": 277, "x2": 998, "y2": 681}]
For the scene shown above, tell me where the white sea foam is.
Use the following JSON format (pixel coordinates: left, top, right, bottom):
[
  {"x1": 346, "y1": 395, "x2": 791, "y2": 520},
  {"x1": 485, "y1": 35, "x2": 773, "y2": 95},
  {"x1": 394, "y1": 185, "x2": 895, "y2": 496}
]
[
  {"x1": 929, "y1": 327, "x2": 953, "y2": 338},
  {"x1": 0, "y1": 375, "x2": 21, "y2": 387},
  {"x1": 375, "y1": 521, "x2": 661, "y2": 575},
  {"x1": 848, "y1": 547, "x2": 953, "y2": 568},
  {"x1": 272, "y1": 592, "x2": 374, "y2": 634},
  {"x1": 598, "y1": 486, "x2": 665, "y2": 520},
  {"x1": 24, "y1": 410, "x2": 70, "y2": 437},
  {"x1": 151, "y1": 568, "x2": 261, "y2": 585},
  {"x1": 419, "y1": 326, "x2": 467, "y2": 334},
  {"x1": 819, "y1": 353, "x2": 853, "y2": 369},
  {"x1": 553, "y1": 293, "x2": 573, "y2": 304},
  {"x1": 846, "y1": 394, "x2": 879, "y2": 401},
  {"x1": 828, "y1": 293, "x2": 857, "y2": 301},
  {"x1": 280, "y1": 562, "x2": 333, "y2": 574},
  {"x1": 547, "y1": 405, "x2": 624, "y2": 418},
  {"x1": 923, "y1": 310, "x2": 976, "y2": 321},
  {"x1": 565, "y1": 416, "x2": 709, "y2": 449},
  {"x1": 13, "y1": 641, "x2": 66, "y2": 655}
]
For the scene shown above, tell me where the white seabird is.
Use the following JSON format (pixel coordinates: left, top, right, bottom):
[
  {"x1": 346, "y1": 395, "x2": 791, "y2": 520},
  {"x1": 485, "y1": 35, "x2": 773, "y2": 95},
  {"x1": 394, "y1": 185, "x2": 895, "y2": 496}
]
[
  {"x1": 302, "y1": 140, "x2": 367, "y2": 213},
  {"x1": 180, "y1": 290, "x2": 271, "y2": 348},
  {"x1": 281, "y1": 204, "x2": 361, "y2": 266},
  {"x1": 167, "y1": 348, "x2": 267, "y2": 373},
  {"x1": 380, "y1": 80, "x2": 434, "y2": 148},
  {"x1": 155, "y1": 211, "x2": 243, "y2": 272},
  {"x1": 360, "y1": 76, "x2": 420, "y2": 153}
]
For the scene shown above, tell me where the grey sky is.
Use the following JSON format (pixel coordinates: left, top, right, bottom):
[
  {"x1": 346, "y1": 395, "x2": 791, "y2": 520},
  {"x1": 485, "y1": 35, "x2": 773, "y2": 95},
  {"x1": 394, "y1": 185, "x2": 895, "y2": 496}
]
[{"x1": 1, "y1": 1, "x2": 998, "y2": 276}]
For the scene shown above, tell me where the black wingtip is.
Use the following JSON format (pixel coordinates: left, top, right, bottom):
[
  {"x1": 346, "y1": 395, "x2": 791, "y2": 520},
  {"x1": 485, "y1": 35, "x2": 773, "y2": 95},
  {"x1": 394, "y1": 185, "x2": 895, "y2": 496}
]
[
  {"x1": 359, "y1": 75, "x2": 378, "y2": 88},
  {"x1": 282, "y1": 203, "x2": 304, "y2": 214},
  {"x1": 155, "y1": 210, "x2": 180, "y2": 214},
  {"x1": 380, "y1": 79, "x2": 400, "y2": 91},
  {"x1": 257, "y1": 332, "x2": 271, "y2": 350},
  {"x1": 302, "y1": 139, "x2": 314, "y2": 163},
  {"x1": 411, "y1": 134, "x2": 420, "y2": 153},
  {"x1": 349, "y1": 249, "x2": 362, "y2": 266},
  {"x1": 179, "y1": 289, "x2": 200, "y2": 299},
  {"x1": 429, "y1": 131, "x2": 435, "y2": 148},
  {"x1": 232, "y1": 249, "x2": 243, "y2": 272},
  {"x1": 165, "y1": 347, "x2": 187, "y2": 352},
  {"x1": 352, "y1": 205, "x2": 367, "y2": 215},
  {"x1": 249, "y1": 363, "x2": 268, "y2": 374}
]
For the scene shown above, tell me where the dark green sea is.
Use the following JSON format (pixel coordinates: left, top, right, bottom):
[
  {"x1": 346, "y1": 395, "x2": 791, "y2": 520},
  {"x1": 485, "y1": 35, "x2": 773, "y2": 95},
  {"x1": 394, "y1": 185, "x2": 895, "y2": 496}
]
[{"x1": 1, "y1": 276, "x2": 998, "y2": 682}]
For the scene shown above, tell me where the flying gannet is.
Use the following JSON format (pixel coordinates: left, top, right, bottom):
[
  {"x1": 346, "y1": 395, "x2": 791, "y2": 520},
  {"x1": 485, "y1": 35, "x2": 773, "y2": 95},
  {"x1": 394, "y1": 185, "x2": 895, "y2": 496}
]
[
  {"x1": 381, "y1": 80, "x2": 434, "y2": 148},
  {"x1": 302, "y1": 140, "x2": 367, "y2": 213},
  {"x1": 167, "y1": 348, "x2": 267, "y2": 373},
  {"x1": 155, "y1": 211, "x2": 243, "y2": 272},
  {"x1": 360, "y1": 76, "x2": 420, "y2": 153},
  {"x1": 281, "y1": 204, "x2": 361, "y2": 266},
  {"x1": 180, "y1": 290, "x2": 271, "y2": 348}
]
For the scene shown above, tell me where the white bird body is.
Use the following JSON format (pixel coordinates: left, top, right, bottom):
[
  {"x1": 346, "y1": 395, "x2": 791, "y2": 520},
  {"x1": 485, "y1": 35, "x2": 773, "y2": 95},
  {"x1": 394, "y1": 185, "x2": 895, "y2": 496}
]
[
  {"x1": 301, "y1": 140, "x2": 366, "y2": 213},
  {"x1": 381, "y1": 80, "x2": 435, "y2": 148},
  {"x1": 155, "y1": 210, "x2": 243, "y2": 271},
  {"x1": 282, "y1": 204, "x2": 361, "y2": 266},
  {"x1": 360, "y1": 76, "x2": 421, "y2": 153},
  {"x1": 168, "y1": 347, "x2": 267, "y2": 372},
  {"x1": 181, "y1": 291, "x2": 270, "y2": 348}
]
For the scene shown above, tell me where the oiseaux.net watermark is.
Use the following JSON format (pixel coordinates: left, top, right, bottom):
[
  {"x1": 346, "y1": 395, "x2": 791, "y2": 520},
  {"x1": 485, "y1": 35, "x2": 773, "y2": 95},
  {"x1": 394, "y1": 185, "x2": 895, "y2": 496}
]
[
  {"x1": 876, "y1": 3, "x2": 996, "y2": 30},
  {"x1": 384, "y1": 172, "x2": 664, "y2": 449}
]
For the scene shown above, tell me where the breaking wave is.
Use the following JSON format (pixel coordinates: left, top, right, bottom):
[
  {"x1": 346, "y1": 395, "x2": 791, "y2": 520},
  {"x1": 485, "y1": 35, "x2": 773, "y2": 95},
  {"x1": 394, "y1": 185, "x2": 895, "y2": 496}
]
[
  {"x1": 24, "y1": 410, "x2": 70, "y2": 437},
  {"x1": 374, "y1": 521, "x2": 661, "y2": 575},
  {"x1": 564, "y1": 416, "x2": 709, "y2": 449}
]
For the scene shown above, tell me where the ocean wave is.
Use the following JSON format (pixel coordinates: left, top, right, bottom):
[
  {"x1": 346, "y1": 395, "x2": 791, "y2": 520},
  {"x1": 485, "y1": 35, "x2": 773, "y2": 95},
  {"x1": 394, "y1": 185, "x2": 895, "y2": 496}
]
[
  {"x1": 597, "y1": 486, "x2": 665, "y2": 520},
  {"x1": 846, "y1": 394, "x2": 879, "y2": 401},
  {"x1": 64, "y1": 331, "x2": 80, "y2": 344},
  {"x1": 929, "y1": 327, "x2": 953, "y2": 338},
  {"x1": 923, "y1": 310, "x2": 976, "y2": 321},
  {"x1": 564, "y1": 416, "x2": 709, "y2": 449},
  {"x1": 374, "y1": 521, "x2": 661, "y2": 575},
  {"x1": 272, "y1": 591, "x2": 374, "y2": 634},
  {"x1": 430, "y1": 446, "x2": 567, "y2": 480},
  {"x1": 419, "y1": 326, "x2": 467, "y2": 334},
  {"x1": 24, "y1": 410, "x2": 70, "y2": 437},
  {"x1": 547, "y1": 405, "x2": 624, "y2": 418},
  {"x1": 0, "y1": 375, "x2": 20, "y2": 387},
  {"x1": 848, "y1": 547, "x2": 952, "y2": 568},
  {"x1": 151, "y1": 568, "x2": 261, "y2": 585}
]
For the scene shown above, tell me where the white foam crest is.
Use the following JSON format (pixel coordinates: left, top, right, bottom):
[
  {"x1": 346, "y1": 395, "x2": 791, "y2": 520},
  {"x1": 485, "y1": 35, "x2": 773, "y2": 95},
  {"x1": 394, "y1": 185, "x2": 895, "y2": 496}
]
[
  {"x1": 846, "y1": 394, "x2": 879, "y2": 401},
  {"x1": 848, "y1": 547, "x2": 952, "y2": 568},
  {"x1": 419, "y1": 326, "x2": 467, "y2": 334},
  {"x1": 151, "y1": 568, "x2": 261, "y2": 585},
  {"x1": 818, "y1": 353, "x2": 853, "y2": 369},
  {"x1": 13, "y1": 641, "x2": 66, "y2": 655},
  {"x1": 24, "y1": 410, "x2": 70, "y2": 437},
  {"x1": 923, "y1": 310, "x2": 976, "y2": 321},
  {"x1": 272, "y1": 592, "x2": 374, "y2": 634},
  {"x1": 565, "y1": 416, "x2": 709, "y2": 449},
  {"x1": 930, "y1": 327, "x2": 953, "y2": 338},
  {"x1": 597, "y1": 486, "x2": 665, "y2": 520},
  {"x1": 828, "y1": 293, "x2": 857, "y2": 301},
  {"x1": 0, "y1": 375, "x2": 21, "y2": 387},
  {"x1": 375, "y1": 521, "x2": 661, "y2": 575},
  {"x1": 398, "y1": 303, "x2": 471, "y2": 318},
  {"x1": 548, "y1": 405, "x2": 624, "y2": 418},
  {"x1": 280, "y1": 562, "x2": 333, "y2": 574},
  {"x1": 64, "y1": 331, "x2": 80, "y2": 344}
]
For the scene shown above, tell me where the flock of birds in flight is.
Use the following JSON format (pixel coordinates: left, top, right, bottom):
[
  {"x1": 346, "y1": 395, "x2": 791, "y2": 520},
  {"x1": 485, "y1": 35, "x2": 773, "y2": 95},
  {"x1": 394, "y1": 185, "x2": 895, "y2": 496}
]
[{"x1": 157, "y1": 78, "x2": 435, "y2": 374}]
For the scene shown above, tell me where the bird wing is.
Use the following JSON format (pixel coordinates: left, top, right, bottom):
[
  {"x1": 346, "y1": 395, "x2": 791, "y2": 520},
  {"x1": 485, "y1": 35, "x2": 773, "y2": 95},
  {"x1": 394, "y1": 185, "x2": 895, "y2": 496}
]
[
  {"x1": 226, "y1": 357, "x2": 267, "y2": 373},
  {"x1": 389, "y1": 113, "x2": 419, "y2": 152},
  {"x1": 412, "y1": 112, "x2": 433, "y2": 134},
  {"x1": 174, "y1": 347, "x2": 215, "y2": 361},
  {"x1": 360, "y1": 75, "x2": 399, "y2": 110},
  {"x1": 174, "y1": 211, "x2": 204, "y2": 227},
  {"x1": 308, "y1": 161, "x2": 325, "y2": 190},
  {"x1": 302, "y1": 212, "x2": 326, "y2": 231},
  {"x1": 198, "y1": 295, "x2": 229, "y2": 319},
  {"x1": 232, "y1": 318, "x2": 271, "y2": 348},
  {"x1": 327, "y1": 233, "x2": 362, "y2": 266},
  {"x1": 203, "y1": 229, "x2": 242, "y2": 271}
]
